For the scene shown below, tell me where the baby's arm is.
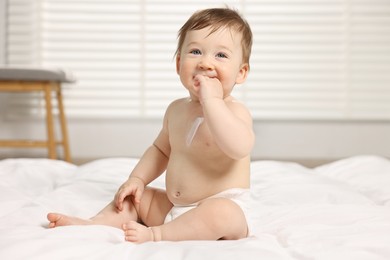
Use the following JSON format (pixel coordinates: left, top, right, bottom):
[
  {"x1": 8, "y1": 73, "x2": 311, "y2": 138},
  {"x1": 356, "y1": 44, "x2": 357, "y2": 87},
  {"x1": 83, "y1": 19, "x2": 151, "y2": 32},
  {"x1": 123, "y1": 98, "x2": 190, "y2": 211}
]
[
  {"x1": 195, "y1": 75, "x2": 254, "y2": 159},
  {"x1": 203, "y1": 98, "x2": 254, "y2": 159},
  {"x1": 115, "y1": 144, "x2": 169, "y2": 210},
  {"x1": 115, "y1": 114, "x2": 170, "y2": 210}
]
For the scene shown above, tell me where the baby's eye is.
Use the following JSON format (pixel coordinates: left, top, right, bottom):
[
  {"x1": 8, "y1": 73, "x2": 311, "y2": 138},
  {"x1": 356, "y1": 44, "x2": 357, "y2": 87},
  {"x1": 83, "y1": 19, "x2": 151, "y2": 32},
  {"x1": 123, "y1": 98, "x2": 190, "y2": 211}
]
[
  {"x1": 216, "y1": 52, "x2": 228, "y2": 58},
  {"x1": 190, "y1": 49, "x2": 201, "y2": 55}
]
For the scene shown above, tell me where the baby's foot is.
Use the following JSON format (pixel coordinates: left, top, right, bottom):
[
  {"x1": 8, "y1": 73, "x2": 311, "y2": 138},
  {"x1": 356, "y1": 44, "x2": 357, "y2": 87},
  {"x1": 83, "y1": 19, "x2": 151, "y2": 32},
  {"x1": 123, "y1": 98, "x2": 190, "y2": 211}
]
[
  {"x1": 123, "y1": 221, "x2": 161, "y2": 243},
  {"x1": 47, "y1": 213, "x2": 92, "y2": 228}
]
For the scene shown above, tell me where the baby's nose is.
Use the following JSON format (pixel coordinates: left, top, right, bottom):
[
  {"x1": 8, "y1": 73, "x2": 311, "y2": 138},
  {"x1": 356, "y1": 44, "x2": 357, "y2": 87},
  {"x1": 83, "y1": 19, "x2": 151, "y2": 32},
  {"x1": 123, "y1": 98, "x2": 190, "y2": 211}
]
[{"x1": 198, "y1": 57, "x2": 214, "y2": 70}]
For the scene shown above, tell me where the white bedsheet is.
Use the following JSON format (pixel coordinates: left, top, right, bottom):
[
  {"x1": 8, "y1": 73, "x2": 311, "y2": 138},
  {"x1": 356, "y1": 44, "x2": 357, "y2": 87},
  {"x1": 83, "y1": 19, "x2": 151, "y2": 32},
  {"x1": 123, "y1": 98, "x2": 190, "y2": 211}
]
[{"x1": 0, "y1": 155, "x2": 390, "y2": 260}]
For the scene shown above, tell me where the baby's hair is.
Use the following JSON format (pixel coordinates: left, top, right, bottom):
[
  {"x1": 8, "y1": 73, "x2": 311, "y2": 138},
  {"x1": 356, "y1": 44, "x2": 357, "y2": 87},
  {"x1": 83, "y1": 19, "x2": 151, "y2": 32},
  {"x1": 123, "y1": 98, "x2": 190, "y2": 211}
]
[{"x1": 175, "y1": 7, "x2": 252, "y2": 67}]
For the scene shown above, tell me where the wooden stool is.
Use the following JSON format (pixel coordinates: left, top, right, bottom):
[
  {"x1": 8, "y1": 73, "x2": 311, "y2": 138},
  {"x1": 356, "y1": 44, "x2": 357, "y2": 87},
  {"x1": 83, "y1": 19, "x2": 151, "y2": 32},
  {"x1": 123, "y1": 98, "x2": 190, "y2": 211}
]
[{"x1": 0, "y1": 67, "x2": 76, "y2": 162}]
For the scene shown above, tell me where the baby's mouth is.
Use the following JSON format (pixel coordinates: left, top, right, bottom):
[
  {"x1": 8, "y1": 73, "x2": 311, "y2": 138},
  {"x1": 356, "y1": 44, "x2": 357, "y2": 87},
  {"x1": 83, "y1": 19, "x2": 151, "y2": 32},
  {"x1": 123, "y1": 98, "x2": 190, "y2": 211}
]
[{"x1": 193, "y1": 73, "x2": 217, "y2": 79}]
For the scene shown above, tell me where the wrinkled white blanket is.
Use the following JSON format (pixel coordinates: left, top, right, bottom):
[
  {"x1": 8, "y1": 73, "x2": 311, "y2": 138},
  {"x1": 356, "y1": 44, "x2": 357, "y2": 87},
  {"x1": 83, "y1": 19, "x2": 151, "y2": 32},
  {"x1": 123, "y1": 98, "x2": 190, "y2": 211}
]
[{"x1": 1, "y1": 155, "x2": 390, "y2": 260}]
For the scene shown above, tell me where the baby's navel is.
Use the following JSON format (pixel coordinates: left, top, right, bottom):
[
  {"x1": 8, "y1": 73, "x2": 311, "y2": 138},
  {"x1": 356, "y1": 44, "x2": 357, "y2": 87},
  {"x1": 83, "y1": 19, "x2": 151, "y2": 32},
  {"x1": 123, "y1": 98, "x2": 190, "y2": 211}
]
[{"x1": 174, "y1": 191, "x2": 181, "y2": 198}]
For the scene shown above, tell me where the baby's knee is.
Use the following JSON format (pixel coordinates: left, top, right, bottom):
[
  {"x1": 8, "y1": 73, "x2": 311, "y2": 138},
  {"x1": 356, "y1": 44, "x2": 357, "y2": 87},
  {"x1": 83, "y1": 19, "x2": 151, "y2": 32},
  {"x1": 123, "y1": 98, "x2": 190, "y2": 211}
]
[
  {"x1": 138, "y1": 187, "x2": 171, "y2": 226},
  {"x1": 202, "y1": 197, "x2": 242, "y2": 214},
  {"x1": 200, "y1": 198, "x2": 247, "y2": 234}
]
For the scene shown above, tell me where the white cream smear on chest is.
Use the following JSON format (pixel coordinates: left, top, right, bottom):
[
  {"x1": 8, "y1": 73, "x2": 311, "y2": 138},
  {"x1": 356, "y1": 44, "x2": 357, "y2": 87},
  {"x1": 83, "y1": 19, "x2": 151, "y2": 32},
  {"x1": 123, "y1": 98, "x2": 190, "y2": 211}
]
[{"x1": 186, "y1": 117, "x2": 204, "y2": 146}]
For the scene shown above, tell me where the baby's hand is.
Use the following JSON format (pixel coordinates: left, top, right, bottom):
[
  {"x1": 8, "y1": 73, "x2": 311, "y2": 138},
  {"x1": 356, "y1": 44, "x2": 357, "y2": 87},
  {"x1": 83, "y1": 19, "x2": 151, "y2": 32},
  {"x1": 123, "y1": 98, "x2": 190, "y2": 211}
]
[
  {"x1": 194, "y1": 74, "x2": 223, "y2": 103},
  {"x1": 114, "y1": 176, "x2": 145, "y2": 211}
]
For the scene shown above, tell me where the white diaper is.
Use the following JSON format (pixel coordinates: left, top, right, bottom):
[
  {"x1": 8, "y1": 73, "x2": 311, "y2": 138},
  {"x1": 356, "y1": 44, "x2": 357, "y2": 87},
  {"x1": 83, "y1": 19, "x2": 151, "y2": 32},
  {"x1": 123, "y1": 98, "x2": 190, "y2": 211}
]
[{"x1": 164, "y1": 188, "x2": 253, "y2": 236}]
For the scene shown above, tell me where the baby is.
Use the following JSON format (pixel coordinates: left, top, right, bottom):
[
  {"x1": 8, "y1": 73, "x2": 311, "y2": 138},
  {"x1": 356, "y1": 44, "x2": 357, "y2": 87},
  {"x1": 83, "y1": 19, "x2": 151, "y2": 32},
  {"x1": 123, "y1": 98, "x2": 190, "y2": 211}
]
[{"x1": 47, "y1": 7, "x2": 255, "y2": 243}]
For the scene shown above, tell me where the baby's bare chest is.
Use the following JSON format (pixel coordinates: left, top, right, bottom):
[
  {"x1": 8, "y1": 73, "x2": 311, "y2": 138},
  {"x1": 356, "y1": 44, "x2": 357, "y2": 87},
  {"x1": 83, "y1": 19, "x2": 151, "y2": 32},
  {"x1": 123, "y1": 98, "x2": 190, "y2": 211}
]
[
  {"x1": 170, "y1": 116, "x2": 218, "y2": 154},
  {"x1": 167, "y1": 101, "x2": 225, "y2": 158}
]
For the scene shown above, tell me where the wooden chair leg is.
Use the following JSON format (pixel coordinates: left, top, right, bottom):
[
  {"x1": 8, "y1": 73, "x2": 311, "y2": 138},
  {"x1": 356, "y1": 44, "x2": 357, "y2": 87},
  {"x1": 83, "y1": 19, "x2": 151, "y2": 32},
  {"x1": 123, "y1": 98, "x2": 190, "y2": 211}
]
[
  {"x1": 44, "y1": 83, "x2": 57, "y2": 160},
  {"x1": 56, "y1": 84, "x2": 71, "y2": 162}
]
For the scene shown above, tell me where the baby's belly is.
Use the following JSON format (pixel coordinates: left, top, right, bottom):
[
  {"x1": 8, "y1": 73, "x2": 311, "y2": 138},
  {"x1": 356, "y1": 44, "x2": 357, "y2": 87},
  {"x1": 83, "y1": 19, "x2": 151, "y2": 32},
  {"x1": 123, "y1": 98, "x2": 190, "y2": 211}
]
[
  {"x1": 165, "y1": 171, "x2": 213, "y2": 205},
  {"x1": 165, "y1": 154, "x2": 250, "y2": 205}
]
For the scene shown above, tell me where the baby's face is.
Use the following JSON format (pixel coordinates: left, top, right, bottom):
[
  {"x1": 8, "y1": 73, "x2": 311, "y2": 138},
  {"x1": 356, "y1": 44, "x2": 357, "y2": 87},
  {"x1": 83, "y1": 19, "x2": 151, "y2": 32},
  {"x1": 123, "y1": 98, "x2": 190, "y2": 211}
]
[{"x1": 176, "y1": 26, "x2": 248, "y2": 101}]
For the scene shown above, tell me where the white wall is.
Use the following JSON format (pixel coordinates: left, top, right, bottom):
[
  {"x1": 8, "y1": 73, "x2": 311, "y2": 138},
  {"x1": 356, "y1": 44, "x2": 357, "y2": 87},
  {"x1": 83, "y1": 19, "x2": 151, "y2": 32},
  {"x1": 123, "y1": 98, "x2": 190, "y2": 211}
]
[{"x1": 0, "y1": 117, "x2": 389, "y2": 164}]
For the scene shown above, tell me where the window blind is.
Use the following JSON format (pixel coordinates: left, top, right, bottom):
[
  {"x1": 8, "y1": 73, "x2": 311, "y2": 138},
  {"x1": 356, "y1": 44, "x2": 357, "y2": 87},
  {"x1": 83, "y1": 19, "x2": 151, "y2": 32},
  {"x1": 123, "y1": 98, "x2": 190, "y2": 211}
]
[
  {"x1": 4, "y1": 0, "x2": 390, "y2": 120},
  {"x1": 244, "y1": 0, "x2": 390, "y2": 119}
]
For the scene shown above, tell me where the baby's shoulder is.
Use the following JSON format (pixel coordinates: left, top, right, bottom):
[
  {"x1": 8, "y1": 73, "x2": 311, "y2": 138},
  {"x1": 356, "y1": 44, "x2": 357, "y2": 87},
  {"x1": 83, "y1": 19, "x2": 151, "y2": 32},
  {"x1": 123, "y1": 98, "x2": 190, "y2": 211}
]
[
  {"x1": 166, "y1": 97, "x2": 190, "y2": 111},
  {"x1": 162, "y1": 98, "x2": 190, "y2": 119},
  {"x1": 226, "y1": 97, "x2": 251, "y2": 113},
  {"x1": 170, "y1": 97, "x2": 189, "y2": 105}
]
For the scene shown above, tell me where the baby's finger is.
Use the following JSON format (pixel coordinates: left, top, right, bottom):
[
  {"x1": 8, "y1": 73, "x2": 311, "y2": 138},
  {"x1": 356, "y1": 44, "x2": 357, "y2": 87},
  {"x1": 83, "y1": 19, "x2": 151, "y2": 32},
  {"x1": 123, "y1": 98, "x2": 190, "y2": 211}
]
[
  {"x1": 115, "y1": 192, "x2": 125, "y2": 211},
  {"x1": 134, "y1": 188, "x2": 143, "y2": 204},
  {"x1": 195, "y1": 74, "x2": 205, "y2": 84}
]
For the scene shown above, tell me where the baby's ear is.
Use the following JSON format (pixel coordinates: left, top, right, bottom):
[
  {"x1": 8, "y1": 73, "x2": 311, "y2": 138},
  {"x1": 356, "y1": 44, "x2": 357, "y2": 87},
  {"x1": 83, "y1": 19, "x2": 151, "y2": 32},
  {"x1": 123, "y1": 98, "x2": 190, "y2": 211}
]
[
  {"x1": 176, "y1": 54, "x2": 181, "y2": 75},
  {"x1": 236, "y1": 63, "x2": 249, "y2": 84}
]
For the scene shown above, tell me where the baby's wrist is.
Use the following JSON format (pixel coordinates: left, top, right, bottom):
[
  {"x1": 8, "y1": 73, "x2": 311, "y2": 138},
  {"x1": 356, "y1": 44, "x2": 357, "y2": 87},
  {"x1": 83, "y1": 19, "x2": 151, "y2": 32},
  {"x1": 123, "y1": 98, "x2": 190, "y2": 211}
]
[
  {"x1": 128, "y1": 176, "x2": 145, "y2": 186},
  {"x1": 201, "y1": 97, "x2": 224, "y2": 105},
  {"x1": 149, "y1": 226, "x2": 162, "y2": 241}
]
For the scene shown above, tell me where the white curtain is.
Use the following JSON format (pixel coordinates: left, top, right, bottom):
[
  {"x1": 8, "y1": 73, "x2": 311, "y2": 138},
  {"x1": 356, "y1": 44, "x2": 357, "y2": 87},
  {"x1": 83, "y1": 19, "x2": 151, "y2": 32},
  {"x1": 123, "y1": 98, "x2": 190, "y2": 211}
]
[{"x1": 4, "y1": 0, "x2": 390, "y2": 120}]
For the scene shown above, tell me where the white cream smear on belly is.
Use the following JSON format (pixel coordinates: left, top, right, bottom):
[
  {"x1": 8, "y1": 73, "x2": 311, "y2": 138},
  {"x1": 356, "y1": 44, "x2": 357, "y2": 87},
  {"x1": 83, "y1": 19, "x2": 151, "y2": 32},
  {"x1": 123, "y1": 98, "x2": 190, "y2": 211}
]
[{"x1": 186, "y1": 117, "x2": 204, "y2": 146}]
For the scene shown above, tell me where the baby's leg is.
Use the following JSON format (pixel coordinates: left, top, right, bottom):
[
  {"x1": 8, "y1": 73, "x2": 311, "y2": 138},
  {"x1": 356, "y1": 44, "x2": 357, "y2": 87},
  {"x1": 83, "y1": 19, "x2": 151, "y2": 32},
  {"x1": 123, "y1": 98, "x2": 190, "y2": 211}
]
[
  {"x1": 47, "y1": 213, "x2": 93, "y2": 228},
  {"x1": 47, "y1": 199, "x2": 138, "y2": 229},
  {"x1": 122, "y1": 188, "x2": 173, "y2": 242},
  {"x1": 47, "y1": 187, "x2": 170, "y2": 229},
  {"x1": 123, "y1": 198, "x2": 248, "y2": 243}
]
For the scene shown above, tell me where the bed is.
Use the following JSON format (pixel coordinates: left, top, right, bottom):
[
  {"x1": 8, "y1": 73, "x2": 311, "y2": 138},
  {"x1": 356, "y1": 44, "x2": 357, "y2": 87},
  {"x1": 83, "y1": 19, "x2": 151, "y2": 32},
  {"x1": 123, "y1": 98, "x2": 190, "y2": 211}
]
[{"x1": 1, "y1": 155, "x2": 390, "y2": 260}]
